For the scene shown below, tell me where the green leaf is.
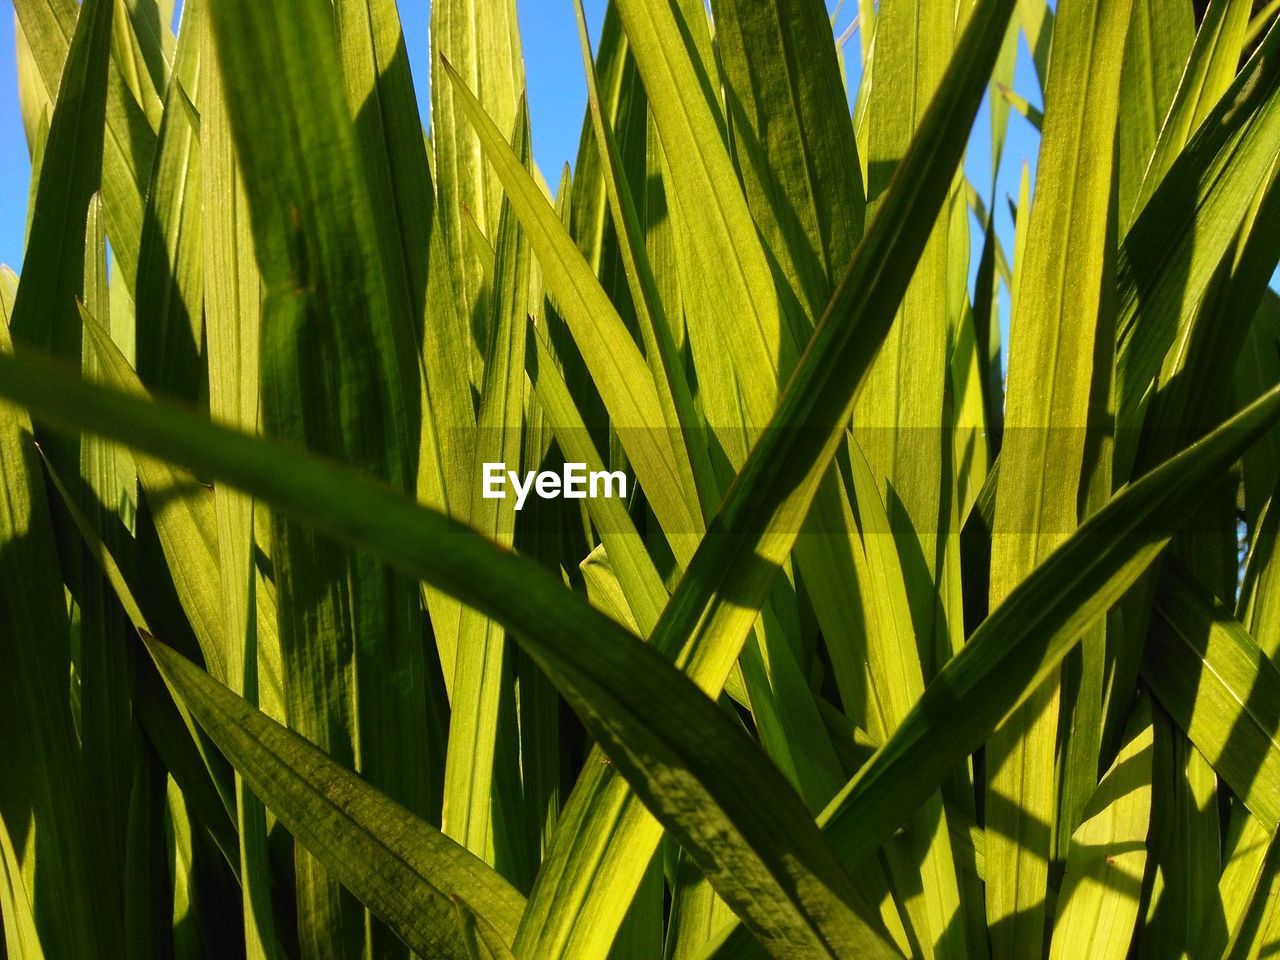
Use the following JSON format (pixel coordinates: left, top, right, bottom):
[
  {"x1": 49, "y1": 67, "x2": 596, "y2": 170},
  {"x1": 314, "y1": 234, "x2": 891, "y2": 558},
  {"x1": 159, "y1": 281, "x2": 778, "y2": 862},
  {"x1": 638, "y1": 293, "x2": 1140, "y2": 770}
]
[
  {"x1": 1206, "y1": 805, "x2": 1277, "y2": 957},
  {"x1": 0, "y1": 3, "x2": 120, "y2": 953},
  {"x1": 110, "y1": 0, "x2": 164, "y2": 130},
  {"x1": 1116, "y1": 0, "x2": 1195, "y2": 230},
  {"x1": 0, "y1": 348, "x2": 902, "y2": 960},
  {"x1": 76, "y1": 190, "x2": 138, "y2": 934},
  {"x1": 984, "y1": 0, "x2": 1131, "y2": 952},
  {"x1": 37, "y1": 445, "x2": 241, "y2": 877},
  {"x1": 1137, "y1": 160, "x2": 1280, "y2": 481},
  {"x1": 1115, "y1": 18, "x2": 1280, "y2": 438},
  {"x1": 1017, "y1": 0, "x2": 1054, "y2": 93},
  {"x1": 1236, "y1": 294, "x2": 1280, "y2": 526},
  {"x1": 1243, "y1": 487, "x2": 1280, "y2": 663},
  {"x1": 334, "y1": 0, "x2": 476, "y2": 687},
  {"x1": 995, "y1": 83, "x2": 1044, "y2": 129},
  {"x1": 112, "y1": 0, "x2": 172, "y2": 125},
  {"x1": 14, "y1": 18, "x2": 52, "y2": 155},
  {"x1": 846, "y1": 439, "x2": 973, "y2": 960},
  {"x1": 571, "y1": 0, "x2": 715, "y2": 518},
  {"x1": 14, "y1": 0, "x2": 153, "y2": 287},
  {"x1": 855, "y1": 0, "x2": 956, "y2": 679},
  {"x1": 203, "y1": 0, "x2": 433, "y2": 953},
  {"x1": 0, "y1": 814, "x2": 47, "y2": 960},
  {"x1": 343, "y1": 0, "x2": 477, "y2": 691},
  {"x1": 527, "y1": 323, "x2": 668, "y2": 637},
  {"x1": 1139, "y1": 0, "x2": 1255, "y2": 200},
  {"x1": 453, "y1": 897, "x2": 518, "y2": 960},
  {"x1": 613, "y1": 0, "x2": 799, "y2": 412},
  {"x1": 710, "y1": 0, "x2": 866, "y2": 320},
  {"x1": 9, "y1": 0, "x2": 111, "y2": 369},
  {"x1": 429, "y1": 0, "x2": 525, "y2": 345},
  {"x1": 704, "y1": 383, "x2": 1280, "y2": 958},
  {"x1": 144, "y1": 637, "x2": 527, "y2": 960},
  {"x1": 132, "y1": 8, "x2": 202, "y2": 405},
  {"x1": 703, "y1": 1, "x2": 898, "y2": 786},
  {"x1": 442, "y1": 103, "x2": 534, "y2": 883},
  {"x1": 1144, "y1": 562, "x2": 1280, "y2": 831},
  {"x1": 593, "y1": 0, "x2": 868, "y2": 854},
  {"x1": 0, "y1": 321, "x2": 113, "y2": 959},
  {"x1": 986, "y1": 19, "x2": 1023, "y2": 193},
  {"x1": 200, "y1": 11, "x2": 280, "y2": 956},
  {"x1": 1185, "y1": 485, "x2": 1280, "y2": 958},
  {"x1": 81, "y1": 311, "x2": 228, "y2": 685},
  {"x1": 440, "y1": 57, "x2": 704, "y2": 560},
  {"x1": 513, "y1": 0, "x2": 1019, "y2": 952},
  {"x1": 1142, "y1": 705, "x2": 1222, "y2": 958},
  {"x1": 1047, "y1": 701, "x2": 1154, "y2": 960},
  {"x1": 828, "y1": 385, "x2": 1280, "y2": 859}
]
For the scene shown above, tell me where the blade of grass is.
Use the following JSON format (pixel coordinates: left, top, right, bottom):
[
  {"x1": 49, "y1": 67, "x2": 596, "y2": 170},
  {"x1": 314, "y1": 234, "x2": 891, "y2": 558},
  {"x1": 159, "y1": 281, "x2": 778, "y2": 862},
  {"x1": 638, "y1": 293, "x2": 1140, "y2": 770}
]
[
  {"x1": 706, "y1": 0, "x2": 898, "y2": 768},
  {"x1": 335, "y1": 0, "x2": 475, "y2": 699},
  {"x1": 571, "y1": 0, "x2": 716, "y2": 518},
  {"x1": 984, "y1": 1, "x2": 1131, "y2": 954},
  {"x1": 201, "y1": 12, "x2": 280, "y2": 955},
  {"x1": 710, "y1": 0, "x2": 865, "y2": 321},
  {"x1": 1139, "y1": 0, "x2": 1254, "y2": 200},
  {"x1": 38, "y1": 446, "x2": 241, "y2": 874},
  {"x1": 81, "y1": 304, "x2": 285, "y2": 718},
  {"x1": 578, "y1": 0, "x2": 865, "y2": 834},
  {"x1": 1136, "y1": 161, "x2": 1280, "y2": 478},
  {"x1": 847, "y1": 439, "x2": 975, "y2": 960},
  {"x1": 440, "y1": 58, "x2": 704, "y2": 560},
  {"x1": 0, "y1": 812, "x2": 47, "y2": 960},
  {"x1": 429, "y1": 0, "x2": 524, "y2": 358},
  {"x1": 855, "y1": 0, "x2": 956, "y2": 685},
  {"x1": 132, "y1": 10, "x2": 202, "y2": 406},
  {"x1": 110, "y1": 0, "x2": 163, "y2": 130},
  {"x1": 1046, "y1": 701, "x2": 1154, "y2": 960},
  {"x1": 14, "y1": 18, "x2": 52, "y2": 154},
  {"x1": 76, "y1": 190, "x2": 138, "y2": 939},
  {"x1": 0, "y1": 349, "x2": 904, "y2": 960},
  {"x1": 560, "y1": 4, "x2": 635, "y2": 475},
  {"x1": 144, "y1": 636, "x2": 528, "y2": 960},
  {"x1": 526, "y1": 324, "x2": 667, "y2": 636},
  {"x1": 1017, "y1": 0, "x2": 1054, "y2": 95},
  {"x1": 613, "y1": 0, "x2": 798, "y2": 401},
  {"x1": 511, "y1": 1, "x2": 1019, "y2": 952},
  {"x1": 1114, "y1": 19, "x2": 1280, "y2": 443},
  {"x1": 827, "y1": 388, "x2": 1280, "y2": 856},
  {"x1": 454, "y1": 897, "x2": 518, "y2": 960},
  {"x1": 1142, "y1": 704, "x2": 1222, "y2": 957},
  {"x1": 1116, "y1": 0, "x2": 1195, "y2": 230},
  {"x1": 851, "y1": 4, "x2": 975, "y2": 953},
  {"x1": 14, "y1": 0, "x2": 152, "y2": 287},
  {"x1": 1213, "y1": 499, "x2": 1280, "y2": 958},
  {"x1": 82, "y1": 311, "x2": 229, "y2": 682},
  {"x1": 1144, "y1": 562, "x2": 1280, "y2": 830},
  {"x1": 0, "y1": 315, "x2": 114, "y2": 960},
  {"x1": 442, "y1": 103, "x2": 534, "y2": 885},
  {"x1": 1235, "y1": 294, "x2": 1280, "y2": 526},
  {"x1": 8, "y1": 0, "x2": 111, "y2": 399},
  {"x1": 114, "y1": 0, "x2": 171, "y2": 115},
  {"x1": 203, "y1": 0, "x2": 433, "y2": 953},
  {"x1": 703, "y1": 384, "x2": 1280, "y2": 958},
  {"x1": 0, "y1": 5, "x2": 120, "y2": 951}
]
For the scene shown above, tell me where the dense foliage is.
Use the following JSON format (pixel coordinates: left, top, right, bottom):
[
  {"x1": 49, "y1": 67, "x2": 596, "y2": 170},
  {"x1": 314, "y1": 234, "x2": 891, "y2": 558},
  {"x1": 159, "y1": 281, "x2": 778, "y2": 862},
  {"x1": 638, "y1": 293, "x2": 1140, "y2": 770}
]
[{"x1": 1, "y1": 0, "x2": 1280, "y2": 958}]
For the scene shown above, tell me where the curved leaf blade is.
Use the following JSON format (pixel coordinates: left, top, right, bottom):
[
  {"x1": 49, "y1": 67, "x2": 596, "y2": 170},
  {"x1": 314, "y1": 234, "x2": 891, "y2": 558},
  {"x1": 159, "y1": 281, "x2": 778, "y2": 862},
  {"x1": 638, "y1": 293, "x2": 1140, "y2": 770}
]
[
  {"x1": 0, "y1": 349, "x2": 899, "y2": 960},
  {"x1": 144, "y1": 637, "x2": 526, "y2": 960}
]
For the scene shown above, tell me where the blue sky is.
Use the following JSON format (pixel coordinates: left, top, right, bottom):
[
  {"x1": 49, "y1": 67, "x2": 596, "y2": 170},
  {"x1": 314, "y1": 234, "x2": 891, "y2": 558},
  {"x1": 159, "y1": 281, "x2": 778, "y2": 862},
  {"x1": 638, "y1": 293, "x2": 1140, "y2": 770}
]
[
  {"x1": 23, "y1": 1, "x2": 1274, "y2": 328},
  {"x1": 0, "y1": 1, "x2": 1042, "y2": 281}
]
